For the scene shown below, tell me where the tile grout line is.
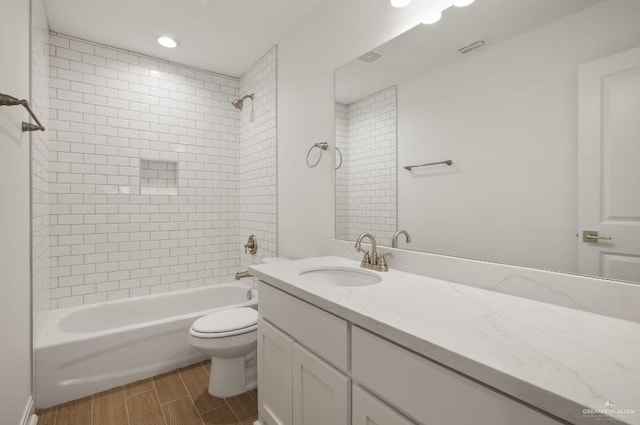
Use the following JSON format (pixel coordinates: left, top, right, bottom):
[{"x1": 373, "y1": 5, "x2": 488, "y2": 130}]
[
  {"x1": 198, "y1": 403, "x2": 233, "y2": 418},
  {"x1": 90, "y1": 393, "x2": 94, "y2": 425},
  {"x1": 224, "y1": 397, "x2": 243, "y2": 424},
  {"x1": 52, "y1": 406, "x2": 59, "y2": 425},
  {"x1": 122, "y1": 387, "x2": 132, "y2": 425},
  {"x1": 158, "y1": 394, "x2": 191, "y2": 407},
  {"x1": 151, "y1": 376, "x2": 170, "y2": 425},
  {"x1": 125, "y1": 388, "x2": 154, "y2": 399},
  {"x1": 176, "y1": 369, "x2": 206, "y2": 425}
]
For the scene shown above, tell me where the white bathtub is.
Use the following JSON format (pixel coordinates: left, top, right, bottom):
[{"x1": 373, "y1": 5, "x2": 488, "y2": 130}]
[{"x1": 35, "y1": 282, "x2": 257, "y2": 409}]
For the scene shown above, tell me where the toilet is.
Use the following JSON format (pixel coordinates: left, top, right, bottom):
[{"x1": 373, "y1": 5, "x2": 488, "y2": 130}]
[
  {"x1": 189, "y1": 307, "x2": 258, "y2": 397},
  {"x1": 189, "y1": 257, "x2": 288, "y2": 397}
]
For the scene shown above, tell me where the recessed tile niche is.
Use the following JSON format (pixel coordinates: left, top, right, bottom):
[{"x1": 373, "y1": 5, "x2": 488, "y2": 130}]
[{"x1": 140, "y1": 160, "x2": 178, "y2": 195}]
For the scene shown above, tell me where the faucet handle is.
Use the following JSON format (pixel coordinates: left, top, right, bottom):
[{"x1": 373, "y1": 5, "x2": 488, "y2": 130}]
[
  {"x1": 360, "y1": 251, "x2": 371, "y2": 269},
  {"x1": 244, "y1": 235, "x2": 258, "y2": 255},
  {"x1": 376, "y1": 252, "x2": 393, "y2": 272}
]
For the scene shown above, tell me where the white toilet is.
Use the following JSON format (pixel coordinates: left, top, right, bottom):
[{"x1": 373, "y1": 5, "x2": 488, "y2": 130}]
[
  {"x1": 189, "y1": 257, "x2": 288, "y2": 397},
  {"x1": 189, "y1": 306, "x2": 258, "y2": 397}
]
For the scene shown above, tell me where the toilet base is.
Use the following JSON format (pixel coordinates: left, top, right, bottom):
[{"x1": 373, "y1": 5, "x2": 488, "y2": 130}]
[{"x1": 208, "y1": 350, "x2": 257, "y2": 398}]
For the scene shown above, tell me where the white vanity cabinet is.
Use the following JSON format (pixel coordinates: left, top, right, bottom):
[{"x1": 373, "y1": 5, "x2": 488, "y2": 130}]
[
  {"x1": 257, "y1": 319, "x2": 350, "y2": 425},
  {"x1": 292, "y1": 343, "x2": 350, "y2": 425},
  {"x1": 258, "y1": 282, "x2": 351, "y2": 425},
  {"x1": 257, "y1": 281, "x2": 564, "y2": 425},
  {"x1": 352, "y1": 385, "x2": 416, "y2": 425},
  {"x1": 258, "y1": 319, "x2": 294, "y2": 425}
]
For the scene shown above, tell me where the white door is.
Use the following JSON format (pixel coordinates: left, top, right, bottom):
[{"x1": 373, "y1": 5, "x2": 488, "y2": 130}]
[
  {"x1": 352, "y1": 385, "x2": 415, "y2": 425},
  {"x1": 292, "y1": 343, "x2": 350, "y2": 425},
  {"x1": 258, "y1": 319, "x2": 294, "y2": 425},
  {"x1": 578, "y1": 46, "x2": 640, "y2": 283}
]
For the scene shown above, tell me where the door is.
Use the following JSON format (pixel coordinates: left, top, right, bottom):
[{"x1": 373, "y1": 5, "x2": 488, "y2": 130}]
[
  {"x1": 578, "y1": 46, "x2": 640, "y2": 283},
  {"x1": 292, "y1": 343, "x2": 350, "y2": 425},
  {"x1": 258, "y1": 319, "x2": 294, "y2": 425},
  {"x1": 352, "y1": 385, "x2": 415, "y2": 425}
]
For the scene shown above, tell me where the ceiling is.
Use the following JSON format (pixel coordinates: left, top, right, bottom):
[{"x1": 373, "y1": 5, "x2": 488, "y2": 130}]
[
  {"x1": 44, "y1": 0, "x2": 331, "y2": 77},
  {"x1": 335, "y1": 0, "x2": 604, "y2": 104}
]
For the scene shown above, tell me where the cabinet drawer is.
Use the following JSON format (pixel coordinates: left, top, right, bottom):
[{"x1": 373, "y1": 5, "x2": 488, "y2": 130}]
[
  {"x1": 353, "y1": 385, "x2": 416, "y2": 425},
  {"x1": 258, "y1": 281, "x2": 349, "y2": 371},
  {"x1": 352, "y1": 327, "x2": 562, "y2": 425}
]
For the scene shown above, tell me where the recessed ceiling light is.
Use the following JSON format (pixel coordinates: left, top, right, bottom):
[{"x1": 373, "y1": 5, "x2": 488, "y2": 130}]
[
  {"x1": 453, "y1": 0, "x2": 475, "y2": 6},
  {"x1": 157, "y1": 36, "x2": 178, "y2": 49},
  {"x1": 390, "y1": 0, "x2": 412, "y2": 7},
  {"x1": 421, "y1": 10, "x2": 442, "y2": 24}
]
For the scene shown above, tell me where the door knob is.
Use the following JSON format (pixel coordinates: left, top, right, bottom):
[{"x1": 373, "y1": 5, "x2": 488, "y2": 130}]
[{"x1": 582, "y1": 230, "x2": 612, "y2": 243}]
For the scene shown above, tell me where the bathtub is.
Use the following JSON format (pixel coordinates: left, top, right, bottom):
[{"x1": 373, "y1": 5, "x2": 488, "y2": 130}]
[{"x1": 35, "y1": 282, "x2": 257, "y2": 409}]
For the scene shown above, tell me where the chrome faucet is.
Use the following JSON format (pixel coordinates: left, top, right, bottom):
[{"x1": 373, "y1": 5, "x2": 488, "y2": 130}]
[
  {"x1": 392, "y1": 230, "x2": 412, "y2": 248},
  {"x1": 355, "y1": 233, "x2": 392, "y2": 272}
]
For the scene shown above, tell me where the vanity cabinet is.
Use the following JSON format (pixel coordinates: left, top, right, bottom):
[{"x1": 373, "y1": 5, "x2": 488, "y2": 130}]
[
  {"x1": 257, "y1": 318, "x2": 350, "y2": 425},
  {"x1": 351, "y1": 327, "x2": 562, "y2": 425},
  {"x1": 258, "y1": 319, "x2": 294, "y2": 425},
  {"x1": 257, "y1": 281, "x2": 564, "y2": 425},
  {"x1": 258, "y1": 282, "x2": 351, "y2": 425},
  {"x1": 352, "y1": 385, "x2": 416, "y2": 425},
  {"x1": 292, "y1": 343, "x2": 350, "y2": 425}
]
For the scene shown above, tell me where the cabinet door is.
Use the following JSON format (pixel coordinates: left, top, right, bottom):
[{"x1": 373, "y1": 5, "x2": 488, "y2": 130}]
[
  {"x1": 292, "y1": 343, "x2": 350, "y2": 425},
  {"x1": 258, "y1": 319, "x2": 294, "y2": 425},
  {"x1": 352, "y1": 385, "x2": 415, "y2": 425}
]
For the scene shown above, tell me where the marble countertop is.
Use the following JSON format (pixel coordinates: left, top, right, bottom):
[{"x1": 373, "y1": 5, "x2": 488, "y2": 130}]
[{"x1": 249, "y1": 256, "x2": 640, "y2": 425}]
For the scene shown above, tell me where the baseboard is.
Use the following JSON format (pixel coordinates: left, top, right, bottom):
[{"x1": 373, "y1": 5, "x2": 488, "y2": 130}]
[{"x1": 19, "y1": 396, "x2": 37, "y2": 425}]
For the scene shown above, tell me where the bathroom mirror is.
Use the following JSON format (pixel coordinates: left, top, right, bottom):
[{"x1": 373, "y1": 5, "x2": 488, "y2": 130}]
[{"x1": 335, "y1": 0, "x2": 640, "y2": 284}]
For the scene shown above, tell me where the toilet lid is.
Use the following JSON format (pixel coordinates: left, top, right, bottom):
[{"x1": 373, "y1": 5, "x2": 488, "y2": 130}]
[{"x1": 191, "y1": 307, "x2": 258, "y2": 334}]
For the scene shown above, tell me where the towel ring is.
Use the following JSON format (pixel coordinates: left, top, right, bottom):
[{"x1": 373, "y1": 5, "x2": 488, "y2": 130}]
[
  {"x1": 306, "y1": 142, "x2": 343, "y2": 170},
  {"x1": 335, "y1": 146, "x2": 343, "y2": 170},
  {"x1": 306, "y1": 142, "x2": 327, "y2": 168}
]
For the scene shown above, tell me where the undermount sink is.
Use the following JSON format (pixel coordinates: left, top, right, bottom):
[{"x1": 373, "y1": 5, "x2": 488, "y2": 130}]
[{"x1": 299, "y1": 266, "x2": 382, "y2": 287}]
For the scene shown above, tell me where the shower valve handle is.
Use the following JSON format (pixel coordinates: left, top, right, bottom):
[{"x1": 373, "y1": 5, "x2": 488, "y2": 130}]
[{"x1": 244, "y1": 235, "x2": 258, "y2": 255}]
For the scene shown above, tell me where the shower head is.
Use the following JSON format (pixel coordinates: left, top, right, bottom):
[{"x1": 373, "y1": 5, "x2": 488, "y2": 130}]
[
  {"x1": 0, "y1": 93, "x2": 26, "y2": 107},
  {"x1": 232, "y1": 93, "x2": 254, "y2": 111}
]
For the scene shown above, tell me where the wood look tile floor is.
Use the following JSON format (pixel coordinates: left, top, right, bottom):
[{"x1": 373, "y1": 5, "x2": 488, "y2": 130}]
[{"x1": 37, "y1": 361, "x2": 258, "y2": 425}]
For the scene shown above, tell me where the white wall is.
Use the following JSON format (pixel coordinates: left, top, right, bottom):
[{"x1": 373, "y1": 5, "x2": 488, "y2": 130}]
[
  {"x1": 276, "y1": 0, "x2": 422, "y2": 258},
  {"x1": 239, "y1": 47, "x2": 278, "y2": 267},
  {"x1": 336, "y1": 87, "x2": 397, "y2": 246},
  {"x1": 398, "y1": 0, "x2": 640, "y2": 272},
  {"x1": 31, "y1": 0, "x2": 50, "y2": 341},
  {"x1": 0, "y1": 0, "x2": 34, "y2": 422}
]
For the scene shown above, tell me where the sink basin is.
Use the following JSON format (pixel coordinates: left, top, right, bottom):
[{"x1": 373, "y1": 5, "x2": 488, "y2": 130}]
[{"x1": 299, "y1": 266, "x2": 382, "y2": 287}]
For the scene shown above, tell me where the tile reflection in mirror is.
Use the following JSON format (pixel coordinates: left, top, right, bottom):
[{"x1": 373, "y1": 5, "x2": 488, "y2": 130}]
[{"x1": 334, "y1": 0, "x2": 640, "y2": 284}]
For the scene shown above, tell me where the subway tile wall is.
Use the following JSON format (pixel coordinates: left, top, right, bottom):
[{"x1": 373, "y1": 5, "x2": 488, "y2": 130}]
[
  {"x1": 335, "y1": 86, "x2": 397, "y2": 247},
  {"x1": 32, "y1": 11, "x2": 51, "y2": 337},
  {"x1": 238, "y1": 47, "x2": 277, "y2": 267},
  {"x1": 335, "y1": 103, "x2": 349, "y2": 241},
  {"x1": 47, "y1": 33, "x2": 274, "y2": 308}
]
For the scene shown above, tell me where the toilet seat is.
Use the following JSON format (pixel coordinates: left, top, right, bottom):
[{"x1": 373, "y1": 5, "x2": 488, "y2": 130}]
[{"x1": 190, "y1": 307, "x2": 258, "y2": 339}]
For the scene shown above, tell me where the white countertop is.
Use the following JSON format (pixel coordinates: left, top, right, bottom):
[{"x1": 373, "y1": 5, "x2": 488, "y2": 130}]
[{"x1": 249, "y1": 256, "x2": 640, "y2": 425}]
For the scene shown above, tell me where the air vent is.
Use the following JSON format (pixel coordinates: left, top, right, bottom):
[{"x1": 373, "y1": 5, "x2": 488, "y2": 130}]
[
  {"x1": 359, "y1": 50, "x2": 383, "y2": 63},
  {"x1": 458, "y1": 40, "x2": 486, "y2": 54}
]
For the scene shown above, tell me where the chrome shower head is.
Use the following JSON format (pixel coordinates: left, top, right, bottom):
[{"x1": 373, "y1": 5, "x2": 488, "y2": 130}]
[{"x1": 232, "y1": 93, "x2": 254, "y2": 111}]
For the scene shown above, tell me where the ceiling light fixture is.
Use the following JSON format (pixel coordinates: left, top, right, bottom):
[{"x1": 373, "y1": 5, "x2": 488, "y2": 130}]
[
  {"x1": 390, "y1": 0, "x2": 475, "y2": 24},
  {"x1": 157, "y1": 36, "x2": 178, "y2": 49},
  {"x1": 390, "y1": 0, "x2": 412, "y2": 7},
  {"x1": 452, "y1": 0, "x2": 475, "y2": 6},
  {"x1": 421, "y1": 10, "x2": 443, "y2": 24}
]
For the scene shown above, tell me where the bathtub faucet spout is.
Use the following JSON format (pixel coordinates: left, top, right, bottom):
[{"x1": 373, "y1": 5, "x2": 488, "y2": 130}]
[{"x1": 235, "y1": 270, "x2": 252, "y2": 280}]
